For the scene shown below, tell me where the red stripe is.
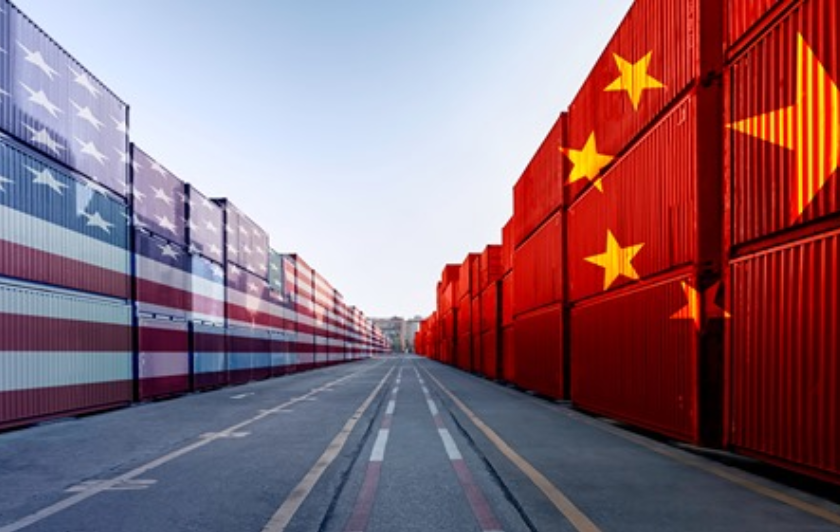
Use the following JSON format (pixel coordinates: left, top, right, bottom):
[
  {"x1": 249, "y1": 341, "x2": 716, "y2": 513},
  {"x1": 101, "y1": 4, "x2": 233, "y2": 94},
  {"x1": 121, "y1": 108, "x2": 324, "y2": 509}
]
[
  {"x1": 0, "y1": 313, "x2": 130, "y2": 351},
  {"x1": 0, "y1": 381, "x2": 132, "y2": 429},
  {"x1": 0, "y1": 239, "x2": 129, "y2": 299},
  {"x1": 135, "y1": 278, "x2": 191, "y2": 312},
  {"x1": 137, "y1": 374, "x2": 190, "y2": 400},
  {"x1": 138, "y1": 325, "x2": 189, "y2": 352},
  {"x1": 193, "y1": 369, "x2": 229, "y2": 390},
  {"x1": 191, "y1": 292, "x2": 226, "y2": 319},
  {"x1": 451, "y1": 460, "x2": 502, "y2": 532},
  {"x1": 344, "y1": 462, "x2": 382, "y2": 532}
]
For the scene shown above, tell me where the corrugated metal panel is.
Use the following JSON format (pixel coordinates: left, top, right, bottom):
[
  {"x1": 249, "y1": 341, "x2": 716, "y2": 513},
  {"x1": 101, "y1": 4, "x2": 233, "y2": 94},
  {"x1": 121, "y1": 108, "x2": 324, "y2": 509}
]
[
  {"x1": 191, "y1": 322, "x2": 227, "y2": 390},
  {"x1": 227, "y1": 326, "x2": 271, "y2": 385},
  {"x1": 480, "y1": 282, "x2": 498, "y2": 333},
  {"x1": 134, "y1": 230, "x2": 190, "y2": 319},
  {"x1": 726, "y1": 0, "x2": 793, "y2": 52},
  {"x1": 471, "y1": 296, "x2": 481, "y2": 371},
  {"x1": 268, "y1": 249, "x2": 284, "y2": 294},
  {"x1": 214, "y1": 199, "x2": 269, "y2": 279},
  {"x1": 186, "y1": 185, "x2": 224, "y2": 263},
  {"x1": 565, "y1": 0, "x2": 715, "y2": 204},
  {"x1": 501, "y1": 217, "x2": 514, "y2": 273},
  {"x1": 227, "y1": 263, "x2": 272, "y2": 329},
  {"x1": 190, "y1": 253, "x2": 225, "y2": 325},
  {"x1": 0, "y1": 137, "x2": 130, "y2": 299},
  {"x1": 513, "y1": 211, "x2": 563, "y2": 316},
  {"x1": 513, "y1": 113, "x2": 566, "y2": 246},
  {"x1": 137, "y1": 317, "x2": 189, "y2": 400},
  {"x1": 728, "y1": 231, "x2": 840, "y2": 481},
  {"x1": 130, "y1": 145, "x2": 186, "y2": 245},
  {"x1": 569, "y1": 95, "x2": 700, "y2": 303},
  {"x1": 458, "y1": 254, "x2": 479, "y2": 301},
  {"x1": 479, "y1": 245, "x2": 503, "y2": 290},
  {"x1": 501, "y1": 271, "x2": 513, "y2": 327},
  {"x1": 513, "y1": 303, "x2": 564, "y2": 399},
  {"x1": 571, "y1": 275, "x2": 701, "y2": 443},
  {"x1": 480, "y1": 329, "x2": 498, "y2": 380},
  {"x1": 0, "y1": 280, "x2": 132, "y2": 429},
  {"x1": 0, "y1": 1, "x2": 129, "y2": 196},
  {"x1": 501, "y1": 324, "x2": 515, "y2": 382},
  {"x1": 727, "y1": 0, "x2": 840, "y2": 249}
]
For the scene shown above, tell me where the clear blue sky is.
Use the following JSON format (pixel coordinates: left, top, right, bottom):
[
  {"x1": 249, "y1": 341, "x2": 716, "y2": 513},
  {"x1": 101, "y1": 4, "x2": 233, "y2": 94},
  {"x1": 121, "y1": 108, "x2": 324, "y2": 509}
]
[{"x1": 15, "y1": 1, "x2": 632, "y2": 318}]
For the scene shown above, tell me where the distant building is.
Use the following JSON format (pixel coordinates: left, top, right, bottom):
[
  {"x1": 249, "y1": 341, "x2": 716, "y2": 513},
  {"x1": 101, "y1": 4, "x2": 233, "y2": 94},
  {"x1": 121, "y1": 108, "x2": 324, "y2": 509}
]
[{"x1": 372, "y1": 316, "x2": 422, "y2": 352}]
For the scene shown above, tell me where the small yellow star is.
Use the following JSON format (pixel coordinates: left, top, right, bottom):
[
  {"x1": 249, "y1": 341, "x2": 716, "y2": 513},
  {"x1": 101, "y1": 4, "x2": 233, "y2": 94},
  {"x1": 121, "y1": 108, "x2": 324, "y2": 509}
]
[
  {"x1": 584, "y1": 230, "x2": 644, "y2": 290},
  {"x1": 560, "y1": 132, "x2": 613, "y2": 191},
  {"x1": 604, "y1": 51, "x2": 666, "y2": 110}
]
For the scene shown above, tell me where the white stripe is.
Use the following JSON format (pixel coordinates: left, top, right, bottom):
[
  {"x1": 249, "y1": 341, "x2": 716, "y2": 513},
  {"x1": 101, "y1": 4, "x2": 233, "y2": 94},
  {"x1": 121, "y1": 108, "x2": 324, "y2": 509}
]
[
  {"x1": 0, "y1": 352, "x2": 131, "y2": 392},
  {"x1": 438, "y1": 429, "x2": 463, "y2": 461},
  {"x1": 137, "y1": 301, "x2": 187, "y2": 318},
  {"x1": 370, "y1": 429, "x2": 389, "y2": 462},
  {"x1": 187, "y1": 311, "x2": 224, "y2": 325},
  {"x1": 427, "y1": 400, "x2": 439, "y2": 416},
  {"x1": 138, "y1": 352, "x2": 189, "y2": 378},
  {"x1": 189, "y1": 273, "x2": 225, "y2": 300},
  {"x1": 0, "y1": 204, "x2": 127, "y2": 273},
  {"x1": 0, "y1": 282, "x2": 130, "y2": 324},
  {"x1": 135, "y1": 255, "x2": 190, "y2": 290},
  {"x1": 385, "y1": 400, "x2": 396, "y2": 415}
]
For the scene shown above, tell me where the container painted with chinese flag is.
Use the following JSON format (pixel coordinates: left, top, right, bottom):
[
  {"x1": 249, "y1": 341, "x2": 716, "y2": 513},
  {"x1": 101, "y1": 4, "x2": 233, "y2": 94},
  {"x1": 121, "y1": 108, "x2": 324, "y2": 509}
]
[
  {"x1": 572, "y1": 272, "x2": 726, "y2": 445},
  {"x1": 726, "y1": 0, "x2": 794, "y2": 55},
  {"x1": 136, "y1": 317, "x2": 190, "y2": 401},
  {"x1": 513, "y1": 113, "x2": 567, "y2": 246},
  {"x1": 727, "y1": 230, "x2": 840, "y2": 483},
  {"x1": 726, "y1": 0, "x2": 840, "y2": 252},
  {"x1": 568, "y1": 92, "x2": 723, "y2": 303},
  {"x1": 564, "y1": 0, "x2": 723, "y2": 204},
  {"x1": 512, "y1": 303, "x2": 564, "y2": 399},
  {"x1": 513, "y1": 211, "x2": 563, "y2": 316}
]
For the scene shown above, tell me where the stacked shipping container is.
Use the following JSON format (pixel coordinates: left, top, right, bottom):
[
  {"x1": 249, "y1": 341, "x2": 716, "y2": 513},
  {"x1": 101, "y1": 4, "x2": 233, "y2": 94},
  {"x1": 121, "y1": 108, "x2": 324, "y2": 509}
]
[
  {"x1": 0, "y1": 1, "x2": 388, "y2": 431},
  {"x1": 416, "y1": 0, "x2": 839, "y2": 484}
]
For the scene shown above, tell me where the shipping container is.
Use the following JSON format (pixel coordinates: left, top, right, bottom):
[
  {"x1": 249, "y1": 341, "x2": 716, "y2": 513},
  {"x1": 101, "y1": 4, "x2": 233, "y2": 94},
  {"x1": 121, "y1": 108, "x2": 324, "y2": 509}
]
[
  {"x1": 478, "y1": 245, "x2": 503, "y2": 290},
  {"x1": 214, "y1": 199, "x2": 269, "y2": 279},
  {"x1": 564, "y1": 0, "x2": 724, "y2": 204},
  {"x1": 0, "y1": 1, "x2": 129, "y2": 196},
  {"x1": 458, "y1": 254, "x2": 479, "y2": 301},
  {"x1": 513, "y1": 303, "x2": 564, "y2": 399},
  {"x1": 130, "y1": 145, "x2": 186, "y2": 245},
  {"x1": 191, "y1": 321, "x2": 228, "y2": 390},
  {"x1": 133, "y1": 230, "x2": 190, "y2": 319},
  {"x1": 513, "y1": 211, "x2": 563, "y2": 315},
  {"x1": 136, "y1": 317, "x2": 190, "y2": 400},
  {"x1": 479, "y1": 329, "x2": 499, "y2": 380},
  {"x1": 0, "y1": 137, "x2": 130, "y2": 299},
  {"x1": 501, "y1": 218, "x2": 514, "y2": 273},
  {"x1": 513, "y1": 113, "x2": 567, "y2": 246},
  {"x1": 479, "y1": 282, "x2": 498, "y2": 333},
  {"x1": 569, "y1": 93, "x2": 722, "y2": 303},
  {"x1": 186, "y1": 185, "x2": 224, "y2": 264},
  {"x1": 226, "y1": 263, "x2": 272, "y2": 330},
  {"x1": 227, "y1": 326, "x2": 271, "y2": 385},
  {"x1": 501, "y1": 271, "x2": 514, "y2": 328},
  {"x1": 189, "y1": 253, "x2": 225, "y2": 325},
  {"x1": 438, "y1": 264, "x2": 460, "y2": 314},
  {"x1": 726, "y1": 0, "x2": 794, "y2": 54},
  {"x1": 727, "y1": 230, "x2": 840, "y2": 483},
  {"x1": 726, "y1": 0, "x2": 840, "y2": 251},
  {"x1": 501, "y1": 324, "x2": 515, "y2": 383},
  {"x1": 0, "y1": 279, "x2": 132, "y2": 429},
  {"x1": 572, "y1": 273, "x2": 725, "y2": 445}
]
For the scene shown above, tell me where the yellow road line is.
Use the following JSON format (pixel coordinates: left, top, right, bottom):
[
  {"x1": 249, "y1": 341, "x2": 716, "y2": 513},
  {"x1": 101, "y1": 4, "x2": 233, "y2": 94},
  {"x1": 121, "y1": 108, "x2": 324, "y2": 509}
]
[
  {"x1": 262, "y1": 365, "x2": 395, "y2": 532},
  {"x1": 422, "y1": 367, "x2": 603, "y2": 532}
]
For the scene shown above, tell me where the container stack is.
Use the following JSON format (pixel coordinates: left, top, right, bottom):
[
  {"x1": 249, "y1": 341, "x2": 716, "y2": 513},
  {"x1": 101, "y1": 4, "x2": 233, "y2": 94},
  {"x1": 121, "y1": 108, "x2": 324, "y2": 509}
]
[
  {"x1": 499, "y1": 219, "x2": 515, "y2": 382},
  {"x1": 477, "y1": 245, "x2": 502, "y2": 379},
  {"x1": 724, "y1": 0, "x2": 840, "y2": 483},
  {"x1": 455, "y1": 254, "x2": 479, "y2": 371},
  {"x1": 0, "y1": 1, "x2": 133, "y2": 425}
]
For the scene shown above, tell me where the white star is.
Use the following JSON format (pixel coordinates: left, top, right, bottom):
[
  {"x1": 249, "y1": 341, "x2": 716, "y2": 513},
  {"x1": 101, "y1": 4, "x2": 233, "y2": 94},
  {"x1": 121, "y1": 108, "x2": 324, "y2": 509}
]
[
  {"x1": 258, "y1": 264, "x2": 267, "y2": 273},
  {"x1": 111, "y1": 116, "x2": 128, "y2": 134},
  {"x1": 242, "y1": 245, "x2": 252, "y2": 256},
  {"x1": 156, "y1": 215, "x2": 177, "y2": 235},
  {"x1": 85, "y1": 180, "x2": 109, "y2": 196},
  {"x1": 188, "y1": 218, "x2": 199, "y2": 232},
  {"x1": 115, "y1": 148, "x2": 129, "y2": 164},
  {"x1": 152, "y1": 186, "x2": 174, "y2": 206},
  {"x1": 271, "y1": 263, "x2": 280, "y2": 272},
  {"x1": 204, "y1": 220, "x2": 218, "y2": 234},
  {"x1": 131, "y1": 159, "x2": 142, "y2": 173},
  {"x1": 226, "y1": 225, "x2": 235, "y2": 235},
  {"x1": 201, "y1": 197, "x2": 214, "y2": 210},
  {"x1": 229, "y1": 264, "x2": 241, "y2": 277},
  {"x1": 71, "y1": 100, "x2": 104, "y2": 130},
  {"x1": 255, "y1": 246, "x2": 266, "y2": 256},
  {"x1": 17, "y1": 42, "x2": 59, "y2": 80},
  {"x1": 239, "y1": 227, "x2": 248, "y2": 236},
  {"x1": 210, "y1": 263, "x2": 224, "y2": 279},
  {"x1": 22, "y1": 124, "x2": 64, "y2": 156},
  {"x1": 150, "y1": 161, "x2": 168, "y2": 177},
  {"x1": 0, "y1": 175, "x2": 13, "y2": 193},
  {"x1": 81, "y1": 211, "x2": 113, "y2": 233},
  {"x1": 19, "y1": 82, "x2": 63, "y2": 118},
  {"x1": 133, "y1": 214, "x2": 147, "y2": 229},
  {"x1": 68, "y1": 65, "x2": 100, "y2": 98},
  {"x1": 209, "y1": 244, "x2": 222, "y2": 257},
  {"x1": 133, "y1": 188, "x2": 146, "y2": 203},
  {"x1": 247, "y1": 282, "x2": 259, "y2": 294},
  {"x1": 75, "y1": 138, "x2": 108, "y2": 165},
  {"x1": 0, "y1": 87, "x2": 9, "y2": 101},
  {"x1": 227, "y1": 244, "x2": 238, "y2": 257},
  {"x1": 159, "y1": 243, "x2": 180, "y2": 260},
  {"x1": 26, "y1": 165, "x2": 68, "y2": 195}
]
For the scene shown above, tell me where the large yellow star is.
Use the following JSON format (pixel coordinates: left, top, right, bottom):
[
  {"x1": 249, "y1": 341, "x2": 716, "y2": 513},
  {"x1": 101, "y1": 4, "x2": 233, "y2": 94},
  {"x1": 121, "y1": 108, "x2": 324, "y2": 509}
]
[
  {"x1": 560, "y1": 132, "x2": 613, "y2": 191},
  {"x1": 584, "y1": 230, "x2": 644, "y2": 290},
  {"x1": 604, "y1": 51, "x2": 666, "y2": 110},
  {"x1": 728, "y1": 34, "x2": 839, "y2": 221},
  {"x1": 671, "y1": 281, "x2": 731, "y2": 330}
]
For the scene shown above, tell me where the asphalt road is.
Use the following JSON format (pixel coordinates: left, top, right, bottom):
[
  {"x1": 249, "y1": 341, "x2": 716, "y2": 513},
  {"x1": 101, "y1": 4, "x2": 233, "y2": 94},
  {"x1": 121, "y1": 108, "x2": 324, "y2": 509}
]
[{"x1": 1, "y1": 355, "x2": 839, "y2": 531}]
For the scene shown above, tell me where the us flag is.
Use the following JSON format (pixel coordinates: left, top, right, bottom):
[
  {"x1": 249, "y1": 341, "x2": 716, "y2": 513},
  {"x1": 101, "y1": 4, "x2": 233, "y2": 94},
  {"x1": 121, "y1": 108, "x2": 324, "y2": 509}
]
[
  {"x1": 0, "y1": 1, "x2": 129, "y2": 197},
  {"x1": 131, "y1": 146, "x2": 186, "y2": 246},
  {"x1": 133, "y1": 229, "x2": 190, "y2": 318},
  {"x1": 187, "y1": 185, "x2": 223, "y2": 263},
  {"x1": 0, "y1": 137, "x2": 130, "y2": 298}
]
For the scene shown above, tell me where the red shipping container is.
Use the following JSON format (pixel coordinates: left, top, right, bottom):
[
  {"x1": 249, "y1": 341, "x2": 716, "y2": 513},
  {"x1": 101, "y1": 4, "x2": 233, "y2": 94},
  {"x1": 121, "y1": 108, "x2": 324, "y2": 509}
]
[
  {"x1": 456, "y1": 333, "x2": 472, "y2": 372},
  {"x1": 458, "y1": 254, "x2": 480, "y2": 300},
  {"x1": 438, "y1": 264, "x2": 460, "y2": 313},
  {"x1": 501, "y1": 218, "x2": 515, "y2": 273},
  {"x1": 501, "y1": 271, "x2": 514, "y2": 328},
  {"x1": 472, "y1": 297, "x2": 481, "y2": 369},
  {"x1": 513, "y1": 114, "x2": 567, "y2": 246},
  {"x1": 513, "y1": 211, "x2": 563, "y2": 316},
  {"x1": 501, "y1": 325, "x2": 515, "y2": 383},
  {"x1": 564, "y1": 0, "x2": 723, "y2": 204},
  {"x1": 512, "y1": 303, "x2": 564, "y2": 399},
  {"x1": 727, "y1": 231, "x2": 840, "y2": 483},
  {"x1": 479, "y1": 245, "x2": 503, "y2": 290},
  {"x1": 569, "y1": 93, "x2": 722, "y2": 303},
  {"x1": 726, "y1": 0, "x2": 794, "y2": 54},
  {"x1": 572, "y1": 274, "x2": 726, "y2": 445},
  {"x1": 480, "y1": 282, "x2": 498, "y2": 333},
  {"x1": 726, "y1": 0, "x2": 840, "y2": 250},
  {"x1": 480, "y1": 329, "x2": 499, "y2": 380}
]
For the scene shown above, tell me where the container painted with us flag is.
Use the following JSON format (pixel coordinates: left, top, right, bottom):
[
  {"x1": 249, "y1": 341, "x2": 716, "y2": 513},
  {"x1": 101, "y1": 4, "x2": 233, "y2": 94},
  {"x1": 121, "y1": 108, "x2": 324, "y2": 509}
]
[
  {"x1": 0, "y1": 137, "x2": 130, "y2": 299},
  {"x1": 136, "y1": 316, "x2": 190, "y2": 401},
  {"x1": 186, "y1": 184, "x2": 224, "y2": 264},
  {"x1": 130, "y1": 145, "x2": 187, "y2": 247},
  {"x1": 213, "y1": 198, "x2": 269, "y2": 280},
  {"x1": 133, "y1": 229, "x2": 190, "y2": 319},
  {"x1": 191, "y1": 321, "x2": 228, "y2": 391},
  {"x1": 0, "y1": 0, "x2": 129, "y2": 197}
]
